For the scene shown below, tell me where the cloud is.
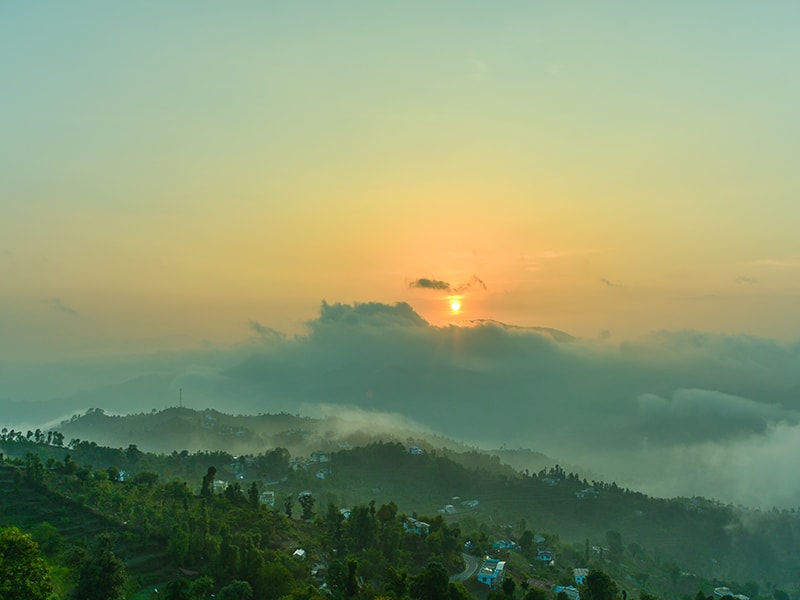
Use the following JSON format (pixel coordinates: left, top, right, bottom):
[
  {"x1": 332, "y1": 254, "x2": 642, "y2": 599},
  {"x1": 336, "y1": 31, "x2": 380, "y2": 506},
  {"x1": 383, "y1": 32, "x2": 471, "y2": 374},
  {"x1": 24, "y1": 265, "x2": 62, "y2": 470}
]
[
  {"x1": 454, "y1": 275, "x2": 488, "y2": 293},
  {"x1": 409, "y1": 278, "x2": 451, "y2": 291},
  {"x1": 45, "y1": 298, "x2": 80, "y2": 317},
  {"x1": 6, "y1": 300, "x2": 800, "y2": 508},
  {"x1": 736, "y1": 276, "x2": 758, "y2": 284},
  {"x1": 249, "y1": 320, "x2": 285, "y2": 342},
  {"x1": 220, "y1": 302, "x2": 800, "y2": 507},
  {"x1": 409, "y1": 275, "x2": 488, "y2": 293},
  {"x1": 600, "y1": 278, "x2": 622, "y2": 287},
  {"x1": 744, "y1": 258, "x2": 800, "y2": 269},
  {"x1": 636, "y1": 389, "x2": 798, "y2": 444}
]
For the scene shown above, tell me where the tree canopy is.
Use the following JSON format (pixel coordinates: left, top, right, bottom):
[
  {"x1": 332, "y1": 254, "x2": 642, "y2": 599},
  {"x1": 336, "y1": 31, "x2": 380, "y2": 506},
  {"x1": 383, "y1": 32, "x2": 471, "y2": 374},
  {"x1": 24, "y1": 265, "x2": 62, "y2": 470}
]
[{"x1": 0, "y1": 526, "x2": 53, "y2": 600}]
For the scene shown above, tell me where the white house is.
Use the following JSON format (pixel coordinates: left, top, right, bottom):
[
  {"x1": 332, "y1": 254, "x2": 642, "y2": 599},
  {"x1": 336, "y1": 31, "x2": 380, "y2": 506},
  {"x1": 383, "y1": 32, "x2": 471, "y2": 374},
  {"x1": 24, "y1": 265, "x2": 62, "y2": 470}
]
[{"x1": 404, "y1": 517, "x2": 430, "y2": 536}]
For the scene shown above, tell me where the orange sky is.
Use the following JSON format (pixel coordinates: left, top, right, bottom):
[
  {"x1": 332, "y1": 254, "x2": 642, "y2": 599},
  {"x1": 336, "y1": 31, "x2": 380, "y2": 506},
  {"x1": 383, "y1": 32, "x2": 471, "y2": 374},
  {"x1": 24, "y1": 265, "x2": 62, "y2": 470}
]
[{"x1": 2, "y1": 3, "x2": 800, "y2": 360}]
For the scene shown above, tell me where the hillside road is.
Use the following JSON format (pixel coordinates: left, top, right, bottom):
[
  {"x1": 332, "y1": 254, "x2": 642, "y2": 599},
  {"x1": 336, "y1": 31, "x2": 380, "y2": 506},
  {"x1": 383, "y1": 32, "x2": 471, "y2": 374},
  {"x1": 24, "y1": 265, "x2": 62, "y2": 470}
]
[{"x1": 450, "y1": 553, "x2": 481, "y2": 582}]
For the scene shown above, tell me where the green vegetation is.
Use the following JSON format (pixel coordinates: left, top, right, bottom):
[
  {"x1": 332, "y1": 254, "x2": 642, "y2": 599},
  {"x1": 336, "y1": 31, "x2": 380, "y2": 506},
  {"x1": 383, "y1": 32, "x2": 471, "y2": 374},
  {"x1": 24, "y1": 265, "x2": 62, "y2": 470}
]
[{"x1": 0, "y1": 408, "x2": 798, "y2": 600}]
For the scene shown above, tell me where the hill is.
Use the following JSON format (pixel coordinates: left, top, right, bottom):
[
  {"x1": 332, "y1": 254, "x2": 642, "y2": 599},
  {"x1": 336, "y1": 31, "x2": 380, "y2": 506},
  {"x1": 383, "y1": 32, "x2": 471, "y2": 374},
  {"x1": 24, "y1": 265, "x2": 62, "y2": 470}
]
[{"x1": 2, "y1": 408, "x2": 798, "y2": 599}]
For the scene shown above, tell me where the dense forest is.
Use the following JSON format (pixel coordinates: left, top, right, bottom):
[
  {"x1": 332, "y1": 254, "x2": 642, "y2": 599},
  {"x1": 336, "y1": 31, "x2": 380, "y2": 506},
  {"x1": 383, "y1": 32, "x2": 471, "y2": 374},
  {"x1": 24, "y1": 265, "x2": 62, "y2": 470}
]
[{"x1": 0, "y1": 409, "x2": 798, "y2": 599}]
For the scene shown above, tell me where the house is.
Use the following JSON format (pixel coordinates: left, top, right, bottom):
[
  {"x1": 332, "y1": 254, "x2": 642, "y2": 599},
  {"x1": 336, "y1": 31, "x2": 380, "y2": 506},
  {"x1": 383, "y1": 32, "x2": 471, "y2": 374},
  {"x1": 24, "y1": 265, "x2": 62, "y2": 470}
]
[
  {"x1": 316, "y1": 467, "x2": 331, "y2": 480},
  {"x1": 259, "y1": 490, "x2": 275, "y2": 507},
  {"x1": 574, "y1": 568, "x2": 589, "y2": 586},
  {"x1": 575, "y1": 488, "x2": 599, "y2": 500},
  {"x1": 293, "y1": 548, "x2": 306, "y2": 561},
  {"x1": 492, "y1": 539, "x2": 518, "y2": 550},
  {"x1": 536, "y1": 548, "x2": 555, "y2": 564},
  {"x1": 714, "y1": 588, "x2": 749, "y2": 600},
  {"x1": 554, "y1": 585, "x2": 581, "y2": 600},
  {"x1": 461, "y1": 499, "x2": 479, "y2": 508},
  {"x1": 310, "y1": 450, "x2": 329, "y2": 463},
  {"x1": 408, "y1": 445, "x2": 424, "y2": 455},
  {"x1": 477, "y1": 558, "x2": 506, "y2": 589},
  {"x1": 438, "y1": 504, "x2": 457, "y2": 514},
  {"x1": 404, "y1": 517, "x2": 430, "y2": 536}
]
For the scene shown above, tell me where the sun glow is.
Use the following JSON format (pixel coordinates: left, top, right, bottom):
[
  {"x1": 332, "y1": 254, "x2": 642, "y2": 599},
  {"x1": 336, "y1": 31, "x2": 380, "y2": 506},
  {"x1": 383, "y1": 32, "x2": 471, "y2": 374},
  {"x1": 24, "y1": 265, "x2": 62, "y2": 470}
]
[{"x1": 450, "y1": 300, "x2": 461, "y2": 312}]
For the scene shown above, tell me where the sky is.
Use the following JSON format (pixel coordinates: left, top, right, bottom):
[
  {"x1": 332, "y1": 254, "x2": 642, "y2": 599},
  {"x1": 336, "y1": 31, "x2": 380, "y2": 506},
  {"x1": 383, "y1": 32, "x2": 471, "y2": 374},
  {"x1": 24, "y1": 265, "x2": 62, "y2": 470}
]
[{"x1": 2, "y1": 3, "x2": 800, "y2": 507}]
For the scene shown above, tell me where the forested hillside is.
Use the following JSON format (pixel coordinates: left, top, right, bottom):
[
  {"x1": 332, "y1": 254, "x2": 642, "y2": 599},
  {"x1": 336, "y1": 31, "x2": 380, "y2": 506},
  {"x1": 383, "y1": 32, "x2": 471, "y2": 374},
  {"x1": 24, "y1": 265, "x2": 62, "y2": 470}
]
[{"x1": 0, "y1": 410, "x2": 798, "y2": 599}]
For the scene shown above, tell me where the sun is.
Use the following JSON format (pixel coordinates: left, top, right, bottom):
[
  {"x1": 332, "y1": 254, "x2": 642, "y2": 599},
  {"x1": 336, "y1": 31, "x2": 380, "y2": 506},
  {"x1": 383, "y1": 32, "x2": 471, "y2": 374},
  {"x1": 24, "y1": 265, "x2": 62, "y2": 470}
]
[{"x1": 450, "y1": 300, "x2": 461, "y2": 312}]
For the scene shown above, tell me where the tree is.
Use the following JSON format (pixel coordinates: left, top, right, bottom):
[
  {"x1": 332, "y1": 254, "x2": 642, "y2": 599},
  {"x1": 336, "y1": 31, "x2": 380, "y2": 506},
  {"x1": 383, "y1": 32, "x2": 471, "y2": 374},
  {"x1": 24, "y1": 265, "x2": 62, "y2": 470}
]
[
  {"x1": 248, "y1": 481, "x2": 260, "y2": 508},
  {"x1": 72, "y1": 537, "x2": 128, "y2": 600},
  {"x1": 299, "y1": 491, "x2": 316, "y2": 520},
  {"x1": 0, "y1": 526, "x2": 52, "y2": 600},
  {"x1": 605, "y1": 531, "x2": 623, "y2": 562},
  {"x1": 448, "y1": 582, "x2": 472, "y2": 600},
  {"x1": 30, "y1": 522, "x2": 62, "y2": 555},
  {"x1": 201, "y1": 466, "x2": 217, "y2": 497},
  {"x1": 583, "y1": 570, "x2": 619, "y2": 600},
  {"x1": 502, "y1": 577, "x2": 517, "y2": 597},
  {"x1": 218, "y1": 580, "x2": 253, "y2": 600},
  {"x1": 409, "y1": 561, "x2": 449, "y2": 600},
  {"x1": 164, "y1": 577, "x2": 192, "y2": 600},
  {"x1": 519, "y1": 529, "x2": 534, "y2": 554}
]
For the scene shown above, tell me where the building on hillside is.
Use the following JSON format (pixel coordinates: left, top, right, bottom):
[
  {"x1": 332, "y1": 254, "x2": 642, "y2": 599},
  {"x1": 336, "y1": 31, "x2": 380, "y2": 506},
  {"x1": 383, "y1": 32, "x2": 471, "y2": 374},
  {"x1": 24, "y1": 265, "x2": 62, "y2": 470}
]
[
  {"x1": 714, "y1": 588, "x2": 732, "y2": 598},
  {"x1": 714, "y1": 588, "x2": 749, "y2": 600},
  {"x1": 477, "y1": 558, "x2": 506, "y2": 589},
  {"x1": 408, "y1": 445, "x2": 424, "y2": 455},
  {"x1": 554, "y1": 585, "x2": 581, "y2": 600},
  {"x1": 536, "y1": 548, "x2": 555, "y2": 565},
  {"x1": 310, "y1": 450, "x2": 329, "y2": 463},
  {"x1": 404, "y1": 517, "x2": 430, "y2": 536},
  {"x1": 575, "y1": 488, "x2": 599, "y2": 499},
  {"x1": 574, "y1": 568, "x2": 589, "y2": 586}
]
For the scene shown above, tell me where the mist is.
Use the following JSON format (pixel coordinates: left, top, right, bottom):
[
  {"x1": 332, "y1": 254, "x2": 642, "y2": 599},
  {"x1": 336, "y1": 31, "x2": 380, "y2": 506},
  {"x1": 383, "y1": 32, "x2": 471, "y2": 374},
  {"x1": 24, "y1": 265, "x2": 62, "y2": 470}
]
[{"x1": 3, "y1": 300, "x2": 800, "y2": 509}]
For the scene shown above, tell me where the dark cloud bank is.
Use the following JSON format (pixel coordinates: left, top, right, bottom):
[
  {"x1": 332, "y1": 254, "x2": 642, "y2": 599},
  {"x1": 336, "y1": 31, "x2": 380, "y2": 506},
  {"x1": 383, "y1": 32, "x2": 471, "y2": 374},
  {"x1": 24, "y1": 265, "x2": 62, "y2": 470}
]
[{"x1": 5, "y1": 301, "x2": 800, "y2": 508}]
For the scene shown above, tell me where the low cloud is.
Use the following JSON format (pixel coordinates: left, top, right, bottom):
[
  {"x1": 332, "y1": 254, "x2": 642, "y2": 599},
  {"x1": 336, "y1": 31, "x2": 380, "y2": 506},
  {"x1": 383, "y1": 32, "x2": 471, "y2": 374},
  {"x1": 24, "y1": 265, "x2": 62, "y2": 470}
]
[
  {"x1": 249, "y1": 320, "x2": 285, "y2": 342},
  {"x1": 5, "y1": 300, "x2": 800, "y2": 508},
  {"x1": 736, "y1": 276, "x2": 758, "y2": 284},
  {"x1": 409, "y1": 275, "x2": 488, "y2": 293}
]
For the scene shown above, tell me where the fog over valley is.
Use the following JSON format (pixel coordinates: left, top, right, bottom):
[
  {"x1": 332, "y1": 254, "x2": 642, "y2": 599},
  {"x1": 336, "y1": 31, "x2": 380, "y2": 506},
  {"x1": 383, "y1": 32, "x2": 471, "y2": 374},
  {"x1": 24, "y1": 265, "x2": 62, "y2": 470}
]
[{"x1": 4, "y1": 301, "x2": 799, "y2": 510}]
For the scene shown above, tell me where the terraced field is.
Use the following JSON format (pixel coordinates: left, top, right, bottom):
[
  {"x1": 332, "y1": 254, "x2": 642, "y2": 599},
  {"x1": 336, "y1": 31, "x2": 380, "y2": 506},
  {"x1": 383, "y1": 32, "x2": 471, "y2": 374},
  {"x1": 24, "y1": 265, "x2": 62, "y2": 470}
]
[{"x1": 0, "y1": 463, "x2": 174, "y2": 593}]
